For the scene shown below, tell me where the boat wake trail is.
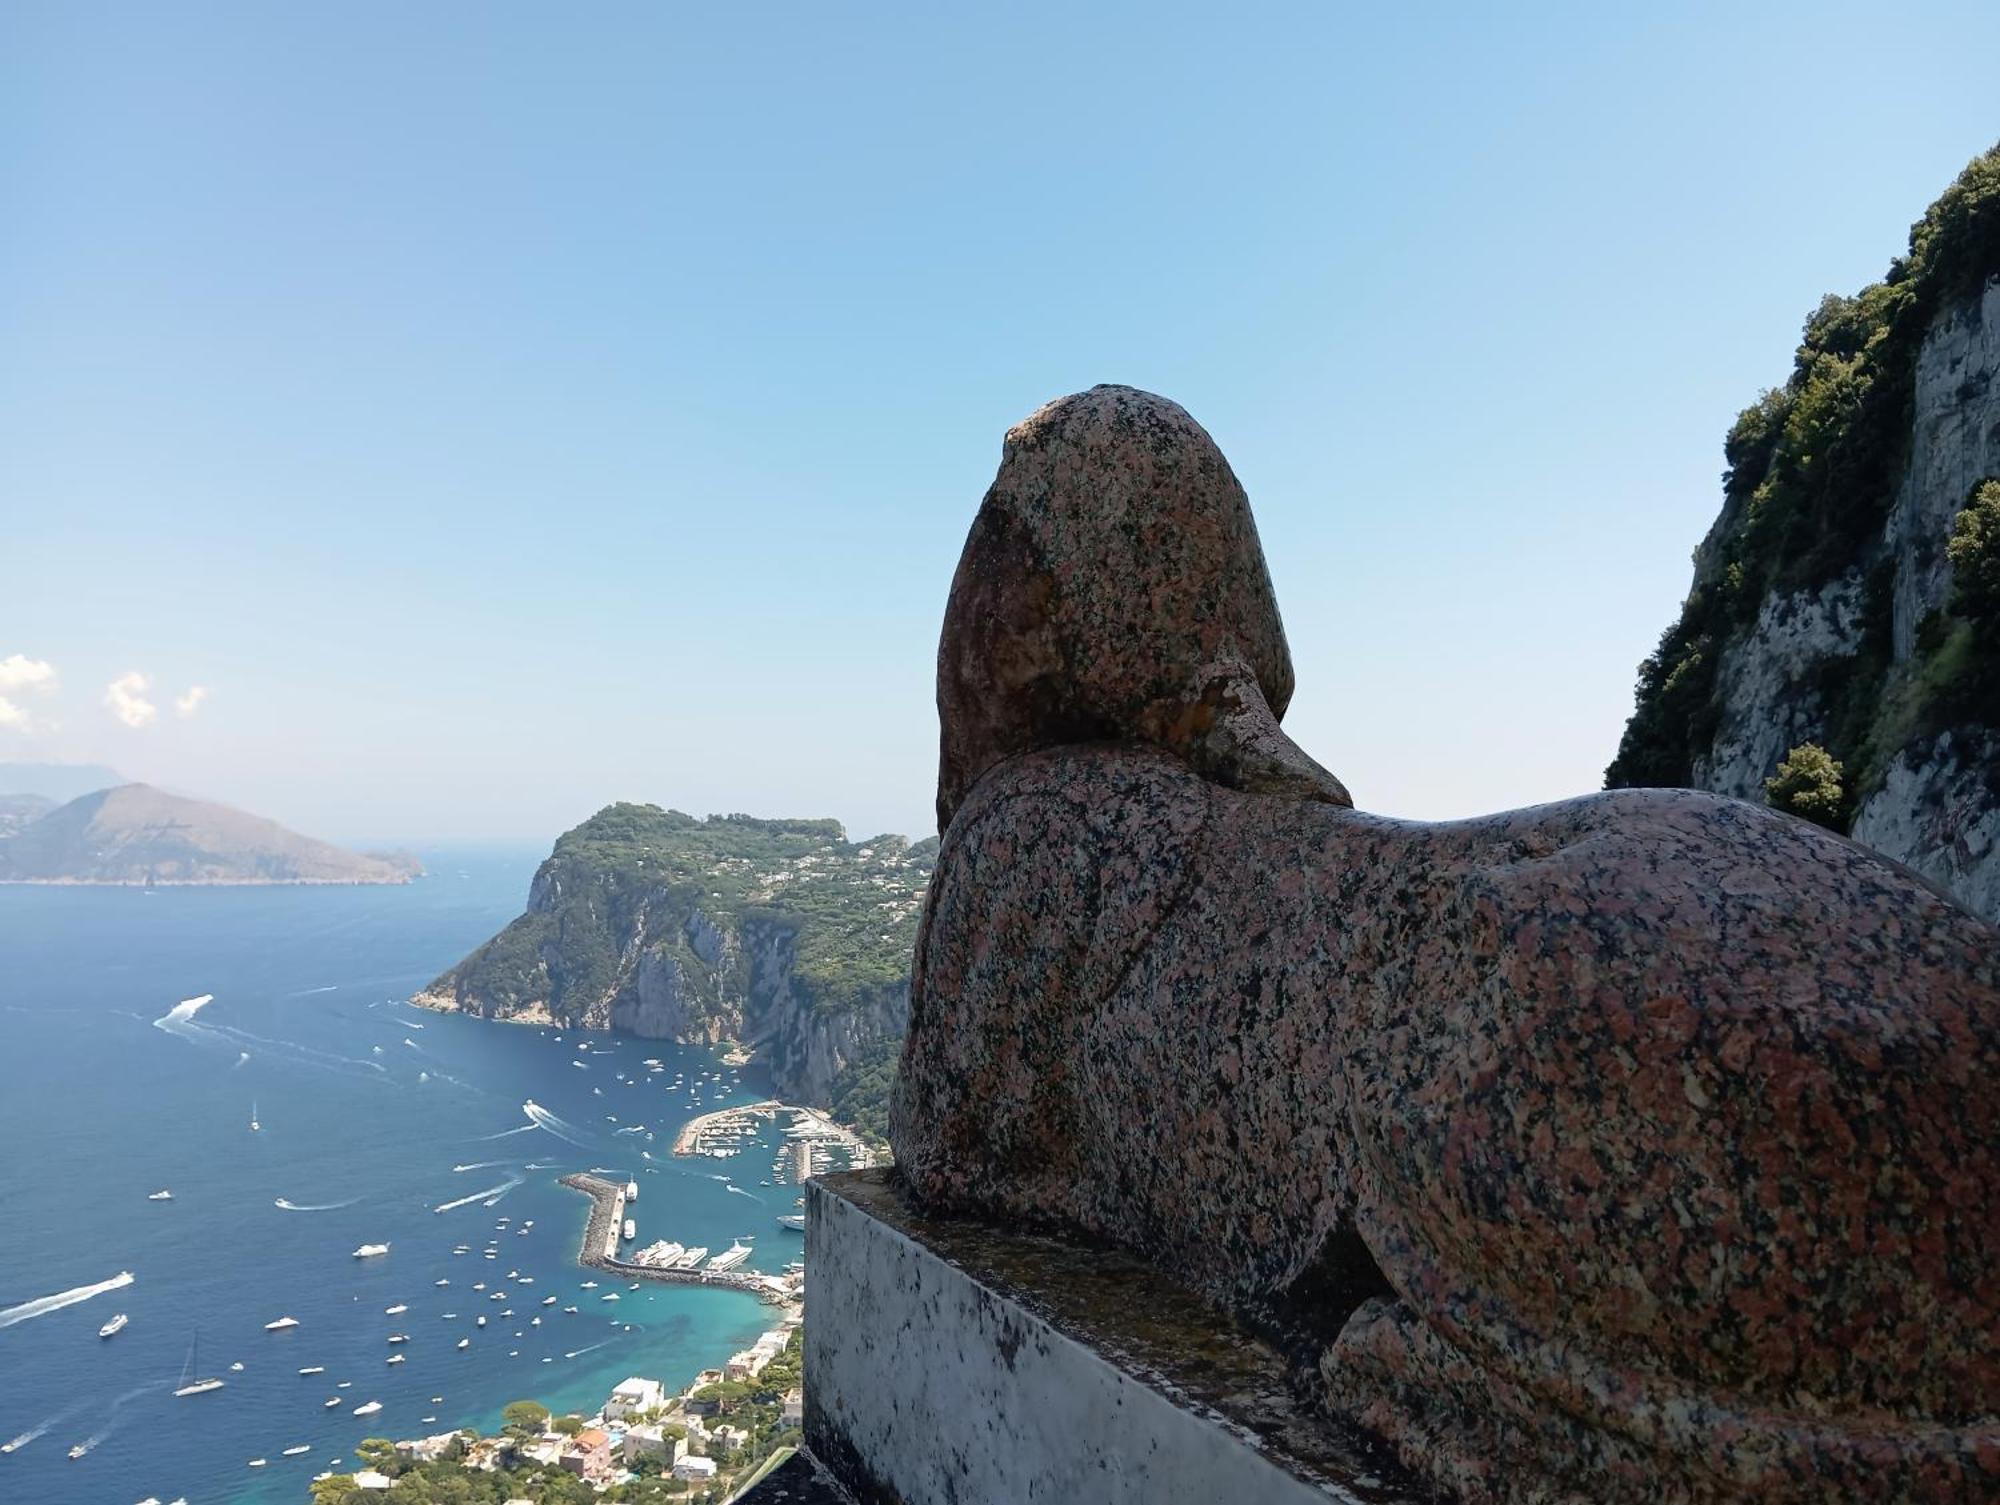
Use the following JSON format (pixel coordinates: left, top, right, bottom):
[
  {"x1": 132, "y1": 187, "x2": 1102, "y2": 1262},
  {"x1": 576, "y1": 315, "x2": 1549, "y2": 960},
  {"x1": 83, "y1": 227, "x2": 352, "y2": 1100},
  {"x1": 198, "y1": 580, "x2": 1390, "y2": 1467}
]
[
  {"x1": 433, "y1": 1175, "x2": 525, "y2": 1214},
  {"x1": 274, "y1": 1197, "x2": 361, "y2": 1212},
  {"x1": 0, "y1": 1270, "x2": 135, "y2": 1330},
  {"x1": 452, "y1": 1160, "x2": 511, "y2": 1173},
  {"x1": 475, "y1": 1122, "x2": 539, "y2": 1142},
  {"x1": 233, "y1": 1051, "x2": 252, "y2": 1069},
  {"x1": 724, "y1": 1184, "x2": 757, "y2": 1200},
  {"x1": 523, "y1": 1100, "x2": 595, "y2": 1149},
  {"x1": 2, "y1": 1397, "x2": 88, "y2": 1454},
  {"x1": 152, "y1": 993, "x2": 386, "y2": 1079},
  {"x1": 291, "y1": 984, "x2": 339, "y2": 996},
  {"x1": 152, "y1": 994, "x2": 216, "y2": 1037},
  {"x1": 563, "y1": 1340, "x2": 612, "y2": 1359},
  {"x1": 69, "y1": 1380, "x2": 170, "y2": 1456}
]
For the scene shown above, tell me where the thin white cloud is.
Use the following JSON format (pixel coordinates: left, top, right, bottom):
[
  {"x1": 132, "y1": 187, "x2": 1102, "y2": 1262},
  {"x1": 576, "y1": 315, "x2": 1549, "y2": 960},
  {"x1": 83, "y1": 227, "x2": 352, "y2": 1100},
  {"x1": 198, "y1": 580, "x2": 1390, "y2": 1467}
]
[
  {"x1": 0, "y1": 655, "x2": 58, "y2": 695},
  {"x1": 0, "y1": 697, "x2": 25, "y2": 728},
  {"x1": 104, "y1": 671, "x2": 158, "y2": 729},
  {"x1": 174, "y1": 685, "x2": 210, "y2": 719}
]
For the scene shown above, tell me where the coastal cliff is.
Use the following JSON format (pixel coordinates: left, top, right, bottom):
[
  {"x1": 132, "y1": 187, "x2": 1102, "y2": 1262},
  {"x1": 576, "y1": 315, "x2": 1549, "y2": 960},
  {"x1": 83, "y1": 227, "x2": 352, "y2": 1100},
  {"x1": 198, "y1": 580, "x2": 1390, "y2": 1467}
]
[
  {"x1": 1609, "y1": 146, "x2": 2000, "y2": 921},
  {"x1": 416, "y1": 803, "x2": 930, "y2": 1111}
]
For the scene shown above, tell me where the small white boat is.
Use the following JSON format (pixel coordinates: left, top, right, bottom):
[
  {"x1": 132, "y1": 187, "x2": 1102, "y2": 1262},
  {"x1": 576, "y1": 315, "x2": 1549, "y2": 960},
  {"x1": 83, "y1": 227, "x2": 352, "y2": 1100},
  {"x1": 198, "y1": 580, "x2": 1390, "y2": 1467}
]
[
  {"x1": 249, "y1": 1101, "x2": 260, "y2": 1132},
  {"x1": 476, "y1": 1315, "x2": 486, "y2": 1328},
  {"x1": 67, "y1": 1443, "x2": 87, "y2": 1460},
  {"x1": 601, "y1": 1292, "x2": 620, "y2": 1302},
  {"x1": 229, "y1": 1361, "x2": 244, "y2": 1372},
  {"x1": 298, "y1": 1366, "x2": 325, "y2": 1375},
  {"x1": 386, "y1": 1354, "x2": 405, "y2": 1365},
  {"x1": 541, "y1": 1295, "x2": 557, "y2": 1306},
  {"x1": 352, "y1": 1243, "x2": 390, "y2": 1259},
  {"x1": 282, "y1": 1444, "x2": 310, "y2": 1457},
  {"x1": 148, "y1": 1190, "x2": 173, "y2": 1201},
  {"x1": 456, "y1": 1337, "x2": 470, "y2": 1350},
  {"x1": 247, "y1": 1458, "x2": 266, "y2": 1467},
  {"x1": 352, "y1": 1401, "x2": 382, "y2": 1417},
  {"x1": 434, "y1": 1279, "x2": 449, "y2": 1287},
  {"x1": 580, "y1": 1280, "x2": 597, "y2": 1289},
  {"x1": 384, "y1": 1304, "x2": 408, "y2": 1315},
  {"x1": 324, "y1": 1397, "x2": 341, "y2": 1408},
  {"x1": 264, "y1": 1316, "x2": 299, "y2": 1331},
  {"x1": 563, "y1": 1305, "x2": 579, "y2": 1314},
  {"x1": 99, "y1": 1313, "x2": 129, "y2": 1338},
  {"x1": 386, "y1": 1333, "x2": 409, "y2": 1344},
  {"x1": 337, "y1": 1381, "x2": 351, "y2": 1389}
]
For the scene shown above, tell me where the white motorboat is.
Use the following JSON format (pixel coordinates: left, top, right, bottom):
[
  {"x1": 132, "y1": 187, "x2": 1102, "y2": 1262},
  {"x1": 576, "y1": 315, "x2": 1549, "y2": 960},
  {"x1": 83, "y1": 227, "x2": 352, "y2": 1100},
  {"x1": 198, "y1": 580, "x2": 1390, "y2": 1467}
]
[
  {"x1": 352, "y1": 1401, "x2": 382, "y2": 1417},
  {"x1": 264, "y1": 1316, "x2": 299, "y2": 1331},
  {"x1": 386, "y1": 1333, "x2": 409, "y2": 1344},
  {"x1": 386, "y1": 1354, "x2": 405, "y2": 1365},
  {"x1": 324, "y1": 1397, "x2": 341, "y2": 1408},
  {"x1": 99, "y1": 1313, "x2": 129, "y2": 1338},
  {"x1": 148, "y1": 1190, "x2": 173, "y2": 1201},
  {"x1": 352, "y1": 1243, "x2": 389, "y2": 1259},
  {"x1": 298, "y1": 1366, "x2": 325, "y2": 1375},
  {"x1": 456, "y1": 1337, "x2": 470, "y2": 1350},
  {"x1": 281, "y1": 1444, "x2": 310, "y2": 1457},
  {"x1": 384, "y1": 1304, "x2": 407, "y2": 1315}
]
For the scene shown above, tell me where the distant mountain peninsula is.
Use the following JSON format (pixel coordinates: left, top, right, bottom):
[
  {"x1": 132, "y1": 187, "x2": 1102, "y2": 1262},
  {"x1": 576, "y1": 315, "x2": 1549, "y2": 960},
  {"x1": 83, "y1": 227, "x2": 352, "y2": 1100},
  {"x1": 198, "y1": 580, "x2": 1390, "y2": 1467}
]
[{"x1": 0, "y1": 782, "x2": 421, "y2": 886}]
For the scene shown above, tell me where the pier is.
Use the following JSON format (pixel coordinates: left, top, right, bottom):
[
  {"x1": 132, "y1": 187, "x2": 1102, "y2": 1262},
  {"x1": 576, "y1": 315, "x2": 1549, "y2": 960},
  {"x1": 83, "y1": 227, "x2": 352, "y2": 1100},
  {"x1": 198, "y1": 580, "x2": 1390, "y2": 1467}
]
[
  {"x1": 672, "y1": 1099, "x2": 782, "y2": 1155},
  {"x1": 558, "y1": 1174, "x2": 796, "y2": 1305},
  {"x1": 673, "y1": 1098, "x2": 877, "y2": 1171}
]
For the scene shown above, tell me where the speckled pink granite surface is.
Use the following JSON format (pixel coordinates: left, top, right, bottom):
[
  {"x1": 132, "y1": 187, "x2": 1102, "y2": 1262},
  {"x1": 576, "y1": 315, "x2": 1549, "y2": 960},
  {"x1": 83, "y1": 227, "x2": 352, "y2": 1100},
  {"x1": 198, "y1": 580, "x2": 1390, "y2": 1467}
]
[{"x1": 893, "y1": 386, "x2": 2000, "y2": 1504}]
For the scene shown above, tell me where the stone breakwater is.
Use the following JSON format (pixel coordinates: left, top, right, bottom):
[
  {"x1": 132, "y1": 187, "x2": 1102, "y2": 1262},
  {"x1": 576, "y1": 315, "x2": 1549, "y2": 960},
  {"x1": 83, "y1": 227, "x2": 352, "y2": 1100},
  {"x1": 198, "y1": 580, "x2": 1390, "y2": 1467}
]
[{"x1": 557, "y1": 1174, "x2": 793, "y2": 1304}]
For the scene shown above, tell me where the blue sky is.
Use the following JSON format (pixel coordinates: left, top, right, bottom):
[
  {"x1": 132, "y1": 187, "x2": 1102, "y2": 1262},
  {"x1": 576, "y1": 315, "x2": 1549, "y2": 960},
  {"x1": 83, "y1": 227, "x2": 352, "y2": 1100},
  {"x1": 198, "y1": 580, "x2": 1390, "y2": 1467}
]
[{"x1": 6, "y1": 2, "x2": 1998, "y2": 844}]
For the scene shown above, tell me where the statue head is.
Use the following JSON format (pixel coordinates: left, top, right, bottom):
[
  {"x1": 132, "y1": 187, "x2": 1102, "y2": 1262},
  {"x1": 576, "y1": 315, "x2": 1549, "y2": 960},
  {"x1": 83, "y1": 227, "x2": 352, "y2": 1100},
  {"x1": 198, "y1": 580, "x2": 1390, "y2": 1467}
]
[{"x1": 936, "y1": 384, "x2": 1350, "y2": 830}]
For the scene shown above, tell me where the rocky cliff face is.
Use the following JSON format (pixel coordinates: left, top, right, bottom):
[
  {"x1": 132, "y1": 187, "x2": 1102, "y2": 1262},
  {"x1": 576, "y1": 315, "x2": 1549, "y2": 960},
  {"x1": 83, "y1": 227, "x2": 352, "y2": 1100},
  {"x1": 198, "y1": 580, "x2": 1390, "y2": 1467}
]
[
  {"x1": 1610, "y1": 147, "x2": 2000, "y2": 923},
  {"x1": 417, "y1": 803, "x2": 932, "y2": 1107}
]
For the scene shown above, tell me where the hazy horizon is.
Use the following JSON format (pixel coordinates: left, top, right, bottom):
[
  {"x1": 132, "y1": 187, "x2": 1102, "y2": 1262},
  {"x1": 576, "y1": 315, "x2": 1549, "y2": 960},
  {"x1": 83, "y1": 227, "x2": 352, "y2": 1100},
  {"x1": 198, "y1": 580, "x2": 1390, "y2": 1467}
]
[{"x1": 10, "y1": 3, "x2": 2000, "y2": 843}]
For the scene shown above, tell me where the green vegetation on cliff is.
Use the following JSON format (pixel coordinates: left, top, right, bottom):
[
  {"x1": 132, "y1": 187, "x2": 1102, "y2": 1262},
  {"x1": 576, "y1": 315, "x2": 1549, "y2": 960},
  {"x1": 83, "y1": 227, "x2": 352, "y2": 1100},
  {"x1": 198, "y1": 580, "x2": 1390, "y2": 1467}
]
[
  {"x1": 1607, "y1": 144, "x2": 2000, "y2": 811},
  {"x1": 423, "y1": 802, "x2": 932, "y2": 1036}
]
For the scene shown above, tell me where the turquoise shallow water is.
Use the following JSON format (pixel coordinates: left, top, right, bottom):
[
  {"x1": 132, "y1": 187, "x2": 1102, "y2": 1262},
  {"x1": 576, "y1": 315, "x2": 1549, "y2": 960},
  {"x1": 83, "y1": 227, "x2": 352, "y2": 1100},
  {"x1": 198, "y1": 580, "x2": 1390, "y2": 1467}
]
[{"x1": 0, "y1": 850, "x2": 808, "y2": 1505}]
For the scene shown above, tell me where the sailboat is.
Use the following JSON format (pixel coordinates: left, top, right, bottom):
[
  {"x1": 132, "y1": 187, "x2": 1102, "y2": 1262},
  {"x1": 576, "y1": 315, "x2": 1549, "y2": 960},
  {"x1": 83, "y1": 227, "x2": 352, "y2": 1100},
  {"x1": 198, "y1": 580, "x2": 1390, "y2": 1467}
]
[{"x1": 174, "y1": 1329, "x2": 225, "y2": 1396}]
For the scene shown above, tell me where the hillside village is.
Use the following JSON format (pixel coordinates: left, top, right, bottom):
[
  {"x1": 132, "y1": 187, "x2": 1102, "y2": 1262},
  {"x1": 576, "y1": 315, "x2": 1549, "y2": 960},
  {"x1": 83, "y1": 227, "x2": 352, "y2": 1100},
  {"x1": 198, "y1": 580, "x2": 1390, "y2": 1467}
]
[{"x1": 310, "y1": 1319, "x2": 804, "y2": 1503}]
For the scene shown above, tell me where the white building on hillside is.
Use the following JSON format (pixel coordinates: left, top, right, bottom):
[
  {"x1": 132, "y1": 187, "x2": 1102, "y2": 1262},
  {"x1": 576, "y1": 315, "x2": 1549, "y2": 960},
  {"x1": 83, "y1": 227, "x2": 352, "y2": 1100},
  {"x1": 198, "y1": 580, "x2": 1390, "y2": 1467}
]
[{"x1": 606, "y1": 1375, "x2": 666, "y2": 1420}]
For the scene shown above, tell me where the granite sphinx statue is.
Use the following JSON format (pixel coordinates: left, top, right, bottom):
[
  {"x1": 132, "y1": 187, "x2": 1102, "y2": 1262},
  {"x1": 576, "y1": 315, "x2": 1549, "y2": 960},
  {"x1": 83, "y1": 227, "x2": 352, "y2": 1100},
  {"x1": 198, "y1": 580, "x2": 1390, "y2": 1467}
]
[{"x1": 891, "y1": 385, "x2": 2000, "y2": 1504}]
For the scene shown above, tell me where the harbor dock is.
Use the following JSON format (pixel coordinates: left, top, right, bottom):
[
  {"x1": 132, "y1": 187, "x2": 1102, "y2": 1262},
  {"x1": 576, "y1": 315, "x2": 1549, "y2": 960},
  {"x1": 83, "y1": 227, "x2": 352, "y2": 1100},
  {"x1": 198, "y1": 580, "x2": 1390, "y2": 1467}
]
[{"x1": 558, "y1": 1173, "x2": 796, "y2": 1305}]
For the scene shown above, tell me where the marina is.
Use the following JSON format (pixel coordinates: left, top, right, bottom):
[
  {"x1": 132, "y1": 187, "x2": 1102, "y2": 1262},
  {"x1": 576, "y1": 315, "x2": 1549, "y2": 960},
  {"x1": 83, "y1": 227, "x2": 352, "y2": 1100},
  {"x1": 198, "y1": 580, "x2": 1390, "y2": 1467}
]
[{"x1": 557, "y1": 1174, "x2": 798, "y2": 1303}]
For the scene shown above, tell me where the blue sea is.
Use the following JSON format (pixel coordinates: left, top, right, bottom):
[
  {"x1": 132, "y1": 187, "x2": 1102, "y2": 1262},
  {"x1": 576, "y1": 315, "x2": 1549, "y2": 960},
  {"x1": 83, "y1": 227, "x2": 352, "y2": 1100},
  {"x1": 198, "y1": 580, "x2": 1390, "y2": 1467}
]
[{"x1": 0, "y1": 851, "x2": 809, "y2": 1505}]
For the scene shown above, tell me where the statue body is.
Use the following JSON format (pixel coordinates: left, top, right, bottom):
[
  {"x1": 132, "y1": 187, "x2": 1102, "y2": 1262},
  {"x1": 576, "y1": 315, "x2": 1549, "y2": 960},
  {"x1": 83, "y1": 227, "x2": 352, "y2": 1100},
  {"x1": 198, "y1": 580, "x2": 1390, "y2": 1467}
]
[{"x1": 892, "y1": 386, "x2": 2000, "y2": 1504}]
